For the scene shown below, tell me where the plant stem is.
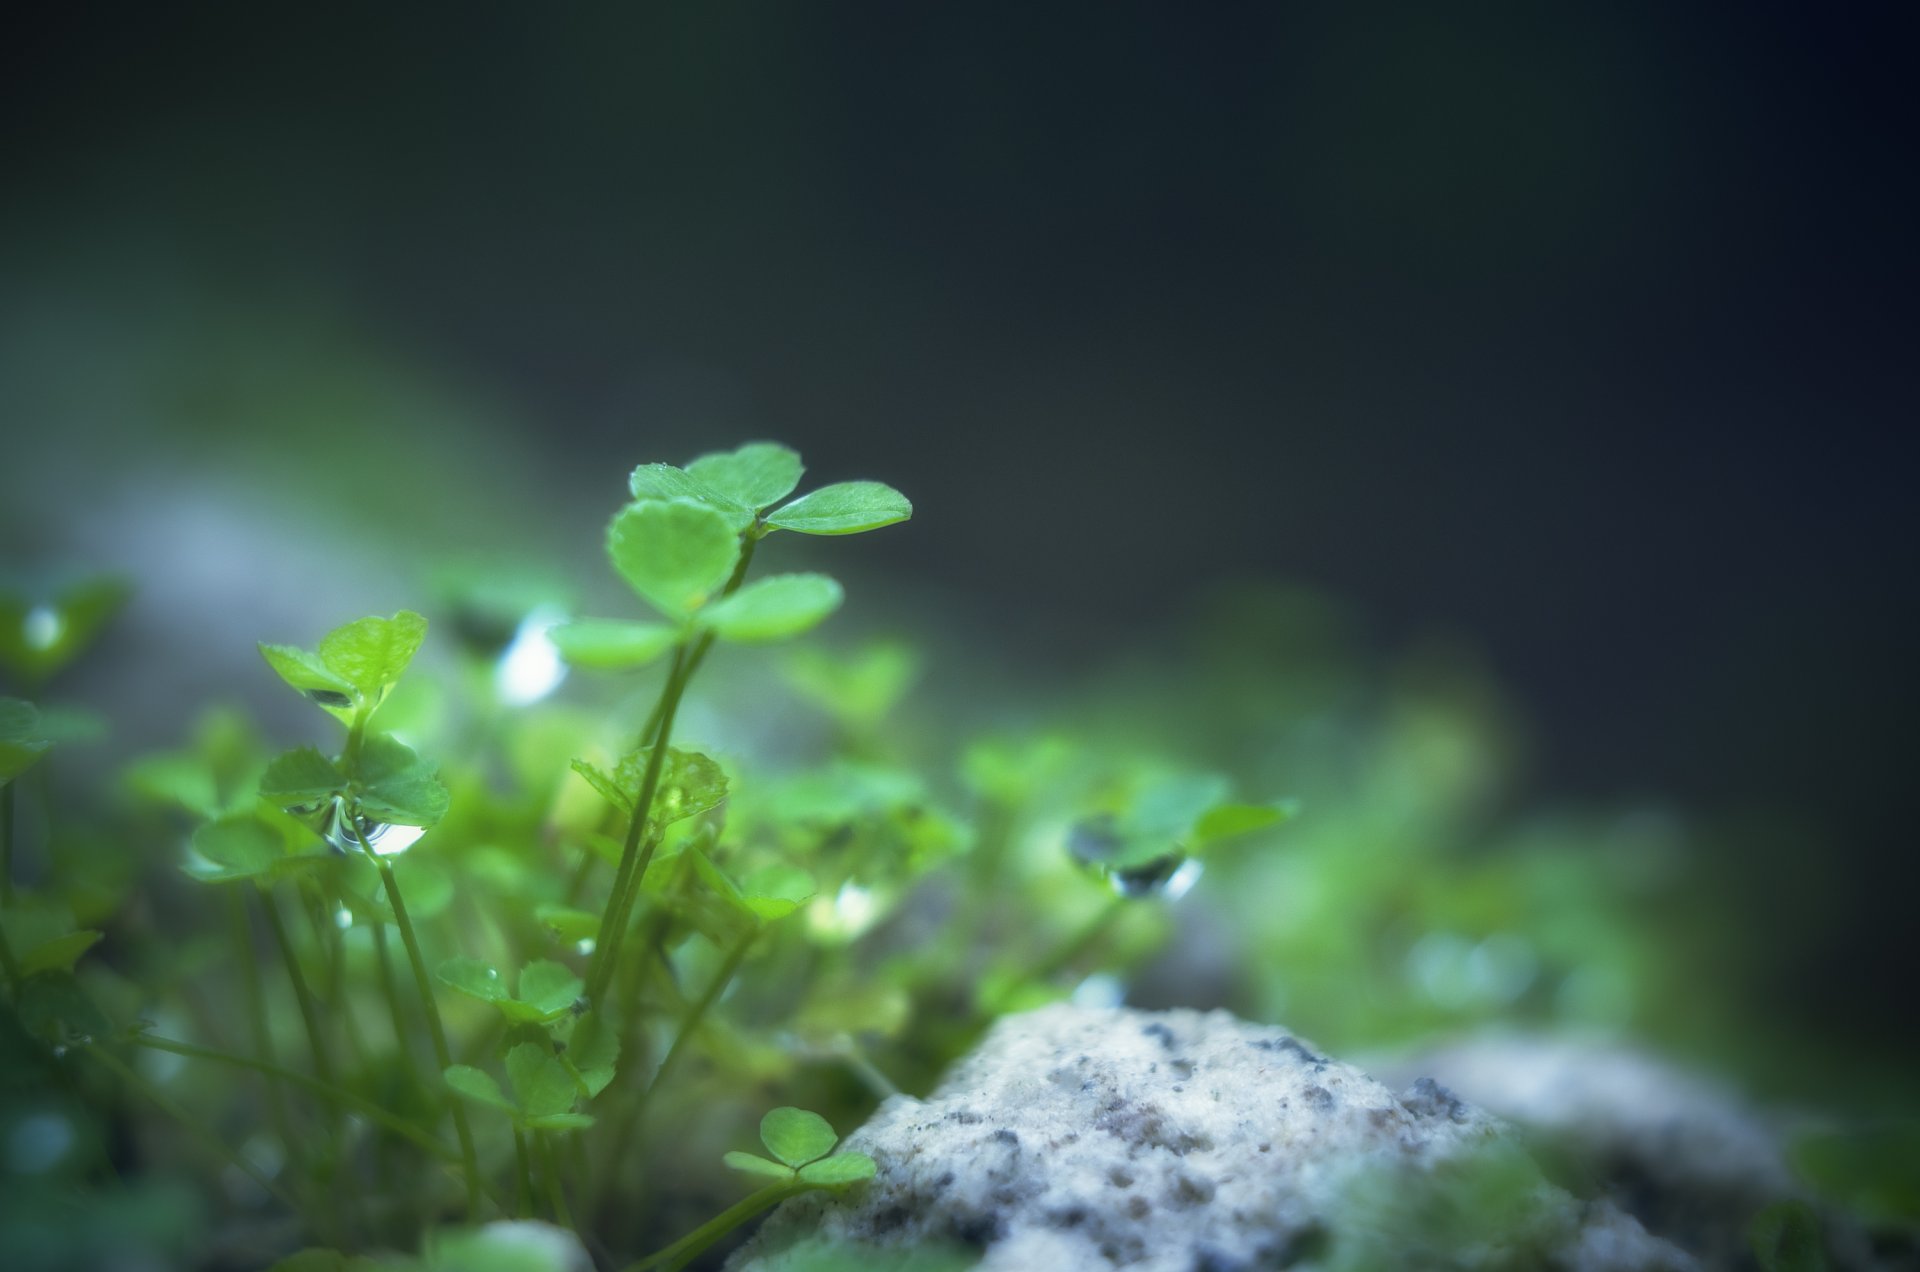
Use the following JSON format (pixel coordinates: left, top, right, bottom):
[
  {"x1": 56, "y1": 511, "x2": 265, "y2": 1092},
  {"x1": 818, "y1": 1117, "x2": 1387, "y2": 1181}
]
[
  {"x1": 85, "y1": 1042, "x2": 304, "y2": 1213},
  {"x1": 538, "y1": 1132, "x2": 573, "y2": 1230},
  {"x1": 648, "y1": 926, "x2": 755, "y2": 1096},
  {"x1": 260, "y1": 887, "x2": 337, "y2": 1091},
  {"x1": 370, "y1": 919, "x2": 423, "y2": 1093},
  {"x1": 1, "y1": 779, "x2": 14, "y2": 905},
  {"x1": 625, "y1": 1180, "x2": 801, "y2": 1272},
  {"x1": 587, "y1": 537, "x2": 758, "y2": 1008},
  {"x1": 513, "y1": 1129, "x2": 534, "y2": 1219},
  {"x1": 226, "y1": 890, "x2": 293, "y2": 1164},
  {"x1": 986, "y1": 893, "x2": 1130, "y2": 1016},
  {"x1": 357, "y1": 832, "x2": 484, "y2": 1219},
  {"x1": 128, "y1": 1033, "x2": 458, "y2": 1162},
  {"x1": 0, "y1": 917, "x2": 21, "y2": 995}
]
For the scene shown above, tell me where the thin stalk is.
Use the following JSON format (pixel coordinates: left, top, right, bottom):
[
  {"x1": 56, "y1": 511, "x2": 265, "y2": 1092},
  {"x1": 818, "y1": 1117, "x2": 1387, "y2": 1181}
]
[
  {"x1": 356, "y1": 829, "x2": 483, "y2": 1219},
  {"x1": 226, "y1": 890, "x2": 293, "y2": 1162},
  {"x1": 1, "y1": 780, "x2": 14, "y2": 905},
  {"x1": 260, "y1": 887, "x2": 337, "y2": 1091},
  {"x1": 538, "y1": 1132, "x2": 573, "y2": 1230},
  {"x1": 128, "y1": 1034, "x2": 458, "y2": 1162},
  {"x1": 86, "y1": 1042, "x2": 304, "y2": 1213},
  {"x1": 0, "y1": 917, "x2": 21, "y2": 995},
  {"x1": 586, "y1": 536, "x2": 758, "y2": 1007},
  {"x1": 647, "y1": 926, "x2": 755, "y2": 1097},
  {"x1": 625, "y1": 1180, "x2": 802, "y2": 1272},
  {"x1": 513, "y1": 1130, "x2": 535, "y2": 1219},
  {"x1": 370, "y1": 920, "x2": 423, "y2": 1092}
]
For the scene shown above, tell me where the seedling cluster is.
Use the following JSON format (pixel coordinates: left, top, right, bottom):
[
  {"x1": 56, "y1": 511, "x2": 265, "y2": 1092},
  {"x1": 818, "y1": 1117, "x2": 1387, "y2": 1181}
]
[{"x1": 1, "y1": 443, "x2": 1298, "y2": 1270}]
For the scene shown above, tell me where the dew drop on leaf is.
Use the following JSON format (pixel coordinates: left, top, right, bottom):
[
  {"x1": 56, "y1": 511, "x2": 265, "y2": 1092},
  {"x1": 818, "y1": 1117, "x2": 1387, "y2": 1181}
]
[
  {"x1": 305, "y1": 688, "x2": 354, "y2": 709},
  {"x1": 23, "y1": 606, "x2": 63, "y2": 652}
]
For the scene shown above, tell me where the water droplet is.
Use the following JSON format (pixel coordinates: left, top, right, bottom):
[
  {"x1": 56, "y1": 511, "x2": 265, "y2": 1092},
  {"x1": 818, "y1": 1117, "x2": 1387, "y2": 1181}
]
[
  {"x1": 23, "y1": 605, "x2": 63, "y2": 652},
  {"x1": 1108, "y1": 853, "x2": 1188, "y2": 898},
  {"x1": 304, "y1": 688, "x2": 353, "y2": 709},
  {"x1": 484, "y1": 967, "x2": 500, "y2": 980},
  {"x1": 49, "y1": 1046, "x2": 67, "y2": 1059},
  {"x1": 1070, "y1": 973, "x2": 1125, "y2": 1009},
  {"x1": 570, "y1": 996, "x2": 589, "y2": 1017},
  {"x1": 334, "y1": 906, "x2": 354, "y2": 930},
  {"x1": 494, "y1": 606, "x2": 569, "y2": 707},
  {"x1": 319, "y1": 800, "x2": 423, "y2": 857},
  {"x1": 574, "y1": 938, "x2": 595, "y2": 956}
]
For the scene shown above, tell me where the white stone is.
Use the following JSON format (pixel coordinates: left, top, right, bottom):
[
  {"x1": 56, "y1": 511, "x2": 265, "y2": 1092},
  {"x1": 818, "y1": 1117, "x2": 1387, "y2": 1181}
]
[{"x1": 734, "y1": 1005, "x2": 1694, "y2": 1271}]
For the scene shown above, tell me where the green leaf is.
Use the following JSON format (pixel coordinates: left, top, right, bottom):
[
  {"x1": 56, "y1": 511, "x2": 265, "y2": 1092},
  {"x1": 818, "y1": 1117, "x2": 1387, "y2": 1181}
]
[
  {"x1": 354, "y1": 735, "x2": 449, "y2": 827},
  {"x1": 501, "y1": 960, "x2": 582, "y2": 1024},
  {"x1": 0, "y1": 697, "x2": 52, "y2": 782},
  {"x1": 1189, "y1": 801, "x2": 1297, "y2": 849},
  {"x1": 798, "y1": 1152, "x2": 877, "y2": 1186},
  {"x1": 700, "y1": 574, "x2": 844, "y2": 644},
  {"x1": 259, "y1": 644, "x2": 357, "y2": 712},
  {"x1": 628, "y1": 464, "x2": 755, "y2": 534},
  {"x1": 124, "y1": 752, "x2": 223, "y2": 818},
  {"x1": 564, "y1": 1011, "x2": 619, "y2": 1097},
  {"x1": 317, "y1": 611, "x2": 429, "y2": 697},
  {"x1": 608, "y1": 499, "x2": 742, "y2": 619},
  {"x1": 443, "y1": 1064, "x2": 517, "y2": 1115},
  {"x1": 0, "y1": 575, "x2": 130, "y2": 683},
  {"x1": 686, "y1": 442, "x2": 805, "y2": 511},
  {"x1": 18, "y1": 928, "x2": 102, "y2": 977},
  {"x1": 260, "y1": 748, "x2": 344, "y2": 810},
  {"x1": 506, "y1": 1042, "x2": 580, "y2": 1120},
  {"x1": 765, "y1": 481, "x2": 912, "y2": 536},
  {"x1": 548, "y1": 619, "x2": 679, "y2": 670},
  {"x1": 573, "y1": 747, "x2": 727, "y2": 827},
  {"x1": 689, "y1": 848, "x2": 747, "y2": 914},
  {"x1": 761, "y1": 1107, "x2": 838, "y2": 1167},
  {"x1": 437, "y1": 956, "x2": 510, "y2": 1004},
  {"x1": 17, "y1": 970, "x2": 113, "y2": 1048},
  {"x1": 1749, "y1": 1201, "x2": 1827, "y2": 1272},
  {"x1": 186, "y1": 815, "x2": 287, "y2": 883},
  {"x1": 535, "y1": 904, "x2": 600, "y2": 943},
  {"x1": 724, "y1": 1150, "x2": 796, "y2": 1180},
  {"x1": 741, "y1": 864, "x2": 817, "y2": 922}
]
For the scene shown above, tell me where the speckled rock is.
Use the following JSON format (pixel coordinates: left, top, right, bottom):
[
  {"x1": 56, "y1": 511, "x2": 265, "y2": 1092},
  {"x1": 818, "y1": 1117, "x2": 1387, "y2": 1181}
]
[
  {"x1": 1376, "y1": 1035, "x2": 1805, "y2": 1270},
  {"x1": 732, "y1": 1005, "x2": 1693, "y2": 1271}
]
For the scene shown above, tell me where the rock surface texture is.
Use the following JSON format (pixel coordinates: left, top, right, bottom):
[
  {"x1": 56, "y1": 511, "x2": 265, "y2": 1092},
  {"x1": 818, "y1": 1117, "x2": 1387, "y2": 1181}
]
[{"x1": 733, "y1": 1005, "x2": 1697, "y2": 1271}]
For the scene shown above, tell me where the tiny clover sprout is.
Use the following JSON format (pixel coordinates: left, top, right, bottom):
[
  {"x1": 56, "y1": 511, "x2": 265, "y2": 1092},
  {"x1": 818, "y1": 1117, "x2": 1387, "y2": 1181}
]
[
  {"x1": 437, "y1": 957, "x2": 583, "y2": 1024},
  {"x1": 0, "y1": 573, "x2": 130, "y2": 686},
  {"x1": 443, "y1": 1041, "x2": 594, "y2": 1132},
  {"x1": 571, "y1": 745, "x2": 727, "y2": 829},
  {"x1": 0, "y1": 697, "x2": 53, "y2": 783},
  {"x1": 552, "y1": 441, "x2": 908, "y2": 670},
  {"x1": 260, "y1": 610, "x2": 428, "y2": 722},
  {"x1": 723, "y1": 1107, "x2": 877, "y2": 1187}
]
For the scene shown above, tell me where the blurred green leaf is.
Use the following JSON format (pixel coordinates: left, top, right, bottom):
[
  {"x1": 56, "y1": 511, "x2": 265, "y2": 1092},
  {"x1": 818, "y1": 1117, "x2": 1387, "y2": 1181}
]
[
  {"x1": 506, "y1": 1042, "x2": 585, "y2": 1124},
  {"x1": 354, "y1": 735, "x2": 449, "y2": 828},
  {"x1": 437, "y1": 957, "x2": 509, "y2": 1004},
  {"x1": 700, "y1": 574, "x2": 843, "y2": 644},
  {"x1": 0, "y1": 575, "x2": 129, "y2": 684},
  {"x1": 0, "y1": 697, "x2": 52, "y2": 782},
  {"x1": 563, "y1": 1011, "x2": 618, "y2": 1098},
  {"x1": 548, "y1": 619, "x2": 679, "y2": 670},
  {"x1": 607, "y1": 499, "x2": 742, "y2": 618},
  {"x1": 500, "y1": 961, "x2": 582, "y2": 1024},
  {"x1": 1749, "y1": 1200, "x2": 1827, "y2": 1272},
  {"x1": 185, "y1": 814, "x2": 288, "y2": 883},
  {"x1": 443, "y1": 1064, "x2": 516, "y2": 1116},
  {"x1": 1791, "y1": 1123, "x2": 1920, "y2": 1225},
  {"x1": 765, "y1": 481, "x2": 912, "y2": 536}
]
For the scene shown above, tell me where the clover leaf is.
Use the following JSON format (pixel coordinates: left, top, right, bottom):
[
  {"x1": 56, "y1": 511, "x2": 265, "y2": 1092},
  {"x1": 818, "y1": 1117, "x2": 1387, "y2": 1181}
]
[
  {"x1": 698, "y1": 574, "x2": 843, "y2": 644},
  {"x1": 548, "y1": 619, "x2": 679, "y2": 671},
  {"x1": 606, "y1": 499, "x2": 742, "y2": 619},
  {"x1": 685, "y1": 441, "x2": 805, "y2": 511},
  {"x1": 763, "y1": 481, "x2": 912, "y2": 536},
  {"x1": 570, "y1": 746, "x2": 726, "y2": 829},
  {"x1": 436, "y1": 958, "x2": 582, "y2": 1025},
  {"x1": 443, "y1": 1043, "x2": 595, "y2": 1133},
  {"x1": 260, "y1": 611, "x2": 429, "y2": 721},
  {"x1": 723, "y1": 1106, "x2": 876, "y2": 1189}
]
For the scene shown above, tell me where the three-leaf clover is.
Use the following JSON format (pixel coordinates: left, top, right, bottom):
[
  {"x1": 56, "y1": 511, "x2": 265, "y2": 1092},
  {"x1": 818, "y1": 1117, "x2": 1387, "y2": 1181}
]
[
  {"x1": 443, "y1": 1042, "x2": 595, "y2": 1132},
  {"x1": 1067, "y1": 771, "x2": 1296, "y2": 897},
  {"x1": 551, "y1": 442, "x2": 909, "y2": 670},
  {"x1": 723, "y1": 1107, "x2": 876, "y2": 1187},
  {"x1": 437, "y1": 957, "x2": 583, "y2": 1025}
]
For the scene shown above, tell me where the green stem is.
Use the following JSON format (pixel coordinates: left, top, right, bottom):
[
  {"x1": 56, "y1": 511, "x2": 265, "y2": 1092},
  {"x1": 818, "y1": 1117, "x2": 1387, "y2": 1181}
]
[
  {"x1": 648, "y1": 926, "x2": 755, "y2": 1096},
  {"x1": 370, "y1": 920, "x2": 423, "y2": 1092},
  {"x1": 359, "y1": 834, "x2": 483, "y2": 1219},
  {"x1": 538, "y1": 1132, "x2": 573, "y2": 1230},
  {"x1": 226, "y1": 890, "x2": 293, "y2": 1162},
  {"x1": 127, "y1": 1033, "x2": 458, "y2": 1162},
  {"x1": 587, "y1": 536, "x2": 758, "y2": 1007},
  {"x1": 0, "y1": 918, "x2": 21, "y2": 996},
  {"x1": 1, "y1": 779, "x2": 14, "y2": 905},
  {"x1": 513, "y1": 1129, "x2": 535, "y2": 1219},
  {"x1": 625, "y1": 1181, "x2": 802, "y2": 1272},
  {"x1": 260, "y1": 887, "x2": 337, "y2": 1090},
  {"x1": 86, "y1": 1042, "x2": 304, "y2": 1213}
]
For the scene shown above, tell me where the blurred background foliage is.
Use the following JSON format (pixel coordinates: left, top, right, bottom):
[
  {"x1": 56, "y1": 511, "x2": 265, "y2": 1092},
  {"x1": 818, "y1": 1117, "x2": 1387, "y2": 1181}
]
[{"x1": 1, "y1": 2, "x2": 1917, "y2": 1264}]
